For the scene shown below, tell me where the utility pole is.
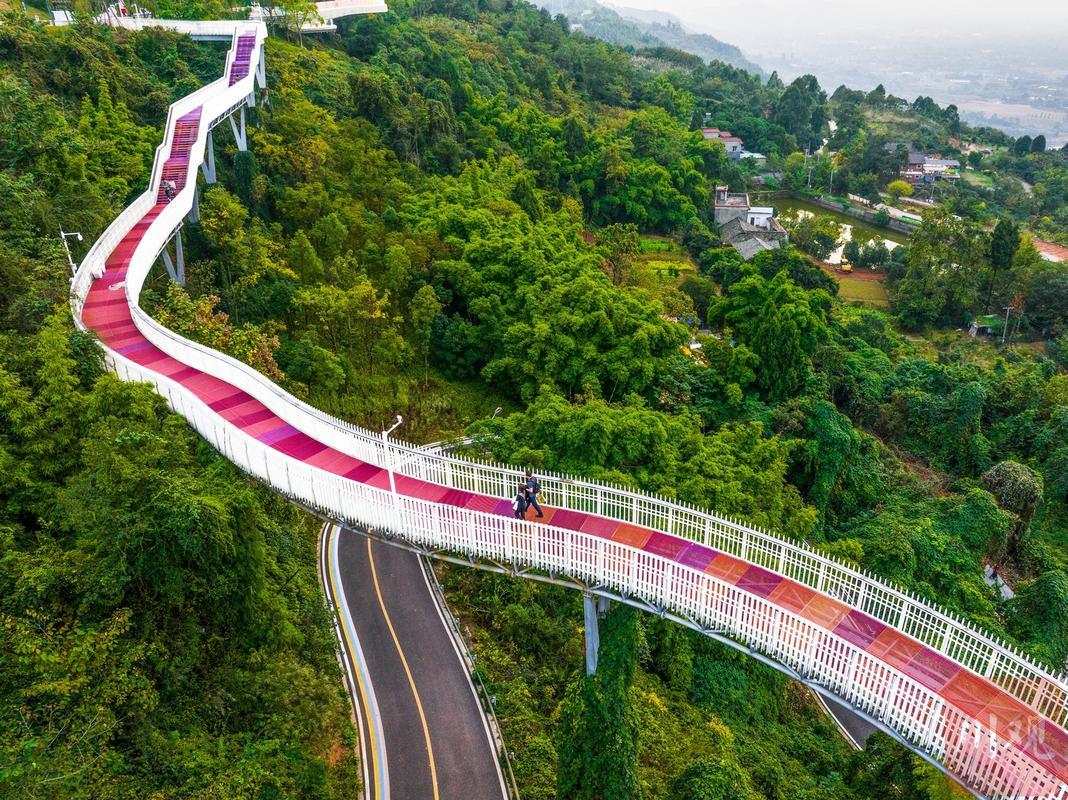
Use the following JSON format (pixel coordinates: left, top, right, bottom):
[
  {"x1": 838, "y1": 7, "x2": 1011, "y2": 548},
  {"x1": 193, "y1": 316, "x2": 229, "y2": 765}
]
[
  {"x1": 1002, "y1": 305, "x2": 1013, "y2": 345},
  {"x1": 60, "y1": 229, "x2": 83, "y2": 274}
]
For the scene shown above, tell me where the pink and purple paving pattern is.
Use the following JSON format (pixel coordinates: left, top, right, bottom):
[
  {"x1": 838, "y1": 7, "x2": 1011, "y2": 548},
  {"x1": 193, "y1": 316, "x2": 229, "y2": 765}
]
[
  {"x1": 227, "y1": 31, "x2": 258, "y2": 85},
  {"x1": 80, "y1": 106, "x2": 1068, "y2": 789}
]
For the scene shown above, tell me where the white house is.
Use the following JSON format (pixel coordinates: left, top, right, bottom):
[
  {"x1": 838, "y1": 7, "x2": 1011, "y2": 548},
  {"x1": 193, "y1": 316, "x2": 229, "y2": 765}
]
[
  {"x1": 703, "y1": 128, "x2": 746, "y2": 159},
  {"x1": 747, "y1": 207, "x2": 774, "y2": 227}
]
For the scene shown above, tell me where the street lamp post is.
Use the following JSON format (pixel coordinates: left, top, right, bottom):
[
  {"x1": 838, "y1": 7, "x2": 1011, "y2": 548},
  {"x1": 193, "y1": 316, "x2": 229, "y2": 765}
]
[{"x1": 60, "y1": 229, "x2": 83, "y2": 275}]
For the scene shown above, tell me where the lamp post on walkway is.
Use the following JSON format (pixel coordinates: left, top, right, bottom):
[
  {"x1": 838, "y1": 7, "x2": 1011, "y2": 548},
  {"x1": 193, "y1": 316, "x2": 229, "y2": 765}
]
[
  {"x1": 381, "y1": 415, "x2": 403, "y2": 531},
  {"x1": 381, "y1": 414, "x2": 403, "y2": 497},
  {"x1": 60, "y1": 229, "x2": 83, "y2": 275}
]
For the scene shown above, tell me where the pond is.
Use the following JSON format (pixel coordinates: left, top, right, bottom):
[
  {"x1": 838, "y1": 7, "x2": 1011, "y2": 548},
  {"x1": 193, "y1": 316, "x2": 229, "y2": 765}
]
[{"x1": 772, "y1": 198, "x2": 909, "y2": 265}]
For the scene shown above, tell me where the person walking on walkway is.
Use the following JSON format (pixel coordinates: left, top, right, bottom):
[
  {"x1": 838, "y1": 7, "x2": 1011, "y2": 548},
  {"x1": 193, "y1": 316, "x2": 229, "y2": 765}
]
[
  {"x1": 512, "y1": 483, "x2": 529, "y2": 519},
  {"x1": 525, "y1": 469, "x2": 544, "y2": 518}
]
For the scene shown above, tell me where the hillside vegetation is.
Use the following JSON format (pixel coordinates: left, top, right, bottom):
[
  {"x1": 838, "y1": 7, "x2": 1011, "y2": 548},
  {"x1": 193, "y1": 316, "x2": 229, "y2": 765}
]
[{"x1": 1, "y1": 2, "x2": 1067, "y2": 799}]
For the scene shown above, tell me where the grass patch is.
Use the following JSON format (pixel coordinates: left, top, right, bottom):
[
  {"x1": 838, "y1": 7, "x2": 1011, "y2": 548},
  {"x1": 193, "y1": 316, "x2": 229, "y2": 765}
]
[
  {"x1": 635, "y1": 238, "x2": 697, "y2": 287},
  {"x1": 639, "y1": 235, "x2": 685, "y2": 255},
  {"x1": 639, "y1": 259, "x2": 696, "y2": 282},
  {"x1": 838, "y1": 276, "x2": 889, "y2": 306},
  {"x1": 637, "y1": 251, "x2": 692, "y2": 265},
  {"x1": 963, "y1": 170, "x2": 994, "y2": 189}
]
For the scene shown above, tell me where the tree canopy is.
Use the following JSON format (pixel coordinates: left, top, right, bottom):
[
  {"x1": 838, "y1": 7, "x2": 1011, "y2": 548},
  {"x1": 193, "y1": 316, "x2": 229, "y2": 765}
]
[{"x1": 1, "y1": 6, "x2": 1066, "y2": 800}]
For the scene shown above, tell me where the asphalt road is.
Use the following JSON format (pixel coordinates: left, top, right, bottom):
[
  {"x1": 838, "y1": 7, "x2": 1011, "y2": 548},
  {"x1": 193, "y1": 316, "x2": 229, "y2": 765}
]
[
  {"x1": 822, "y1": 695, "x2": 879, "y2": 748},
  {"x1": 329, "y1": 526, "x2": 507, "y2": 800},
  {"x1": 323, "y1": 522, "x2": 875, "y2": 797}
]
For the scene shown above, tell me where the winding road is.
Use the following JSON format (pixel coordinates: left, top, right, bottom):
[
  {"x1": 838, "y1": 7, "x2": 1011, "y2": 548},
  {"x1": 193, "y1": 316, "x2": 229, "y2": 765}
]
[{"x1": 322, "y1": 523, "x2": 507, "y2": 800}]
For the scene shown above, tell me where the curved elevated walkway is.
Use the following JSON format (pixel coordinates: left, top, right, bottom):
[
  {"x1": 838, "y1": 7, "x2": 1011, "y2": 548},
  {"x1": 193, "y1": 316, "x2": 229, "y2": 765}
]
[
  {"x1": 248, "y1": 1, "x2": 388, "y2": 32},
  {"x1": 71, "y1": 17, "x2": 1068, "y2": 800}
]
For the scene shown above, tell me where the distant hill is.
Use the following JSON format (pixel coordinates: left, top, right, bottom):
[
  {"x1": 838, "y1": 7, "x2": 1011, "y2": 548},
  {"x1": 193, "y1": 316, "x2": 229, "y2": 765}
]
[{"x1": 540, "y1": 0, "x2": 763, "y2": 76}]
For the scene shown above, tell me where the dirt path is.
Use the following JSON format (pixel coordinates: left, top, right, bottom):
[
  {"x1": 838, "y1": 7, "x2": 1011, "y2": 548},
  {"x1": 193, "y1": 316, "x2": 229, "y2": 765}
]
[{"x1": 818, "y1": 263, "x2": 886, "y2": 282}]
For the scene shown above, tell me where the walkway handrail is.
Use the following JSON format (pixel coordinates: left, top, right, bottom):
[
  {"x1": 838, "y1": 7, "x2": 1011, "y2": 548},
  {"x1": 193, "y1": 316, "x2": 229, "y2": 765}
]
[
  {"x1": 116, "y1": 300, "x2": 1068, "y2": 727},
  {"x1": 70, "y1": 19, "x2": 1068, "y2": 800},
  {"x1": 68, "y1": 68, "x2": 1068, "y2": 719},
  {"x1": 98, "y1": 343, "x2": 1068, "y2": 800},
  {"x1": 73, "y1": 132, "x2": 1068, "y2": 732}
]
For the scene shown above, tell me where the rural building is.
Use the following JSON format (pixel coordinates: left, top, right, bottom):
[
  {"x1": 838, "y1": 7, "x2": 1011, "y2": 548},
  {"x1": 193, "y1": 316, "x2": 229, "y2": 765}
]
[
  {"x1": 703, "y1": 128, "x2": 746, "y2": 159},
  {"x1": 898, "y1": 150, "x2": 961, "y2": 185},
  {"x1": 713, "y1": 185, "x2": 751, "y2": 225},
  {"x1": 718, "y1": 206, "x2": 788, "y2": 261},
  {"x1": 747, "y1": 206, "x2": 774, "y2": 227}
]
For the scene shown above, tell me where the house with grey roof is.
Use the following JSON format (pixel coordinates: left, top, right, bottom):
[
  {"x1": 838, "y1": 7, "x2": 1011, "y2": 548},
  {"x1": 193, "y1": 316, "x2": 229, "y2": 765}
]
[
  {"x1": 718, "y1": 206, "x2": 788, "y2": 261},
  {"x1": 733, "y1": 237, "x2": 781, "y2": 260}
]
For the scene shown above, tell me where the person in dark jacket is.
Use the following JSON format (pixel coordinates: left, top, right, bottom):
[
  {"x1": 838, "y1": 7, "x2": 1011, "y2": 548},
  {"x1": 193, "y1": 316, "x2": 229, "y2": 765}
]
[
  {"x1": 524, "y1": 469, "x2": 544, "y2": 518},
  {"x1": 512, "y1": 483, "x2": 529, "y2": 519}
]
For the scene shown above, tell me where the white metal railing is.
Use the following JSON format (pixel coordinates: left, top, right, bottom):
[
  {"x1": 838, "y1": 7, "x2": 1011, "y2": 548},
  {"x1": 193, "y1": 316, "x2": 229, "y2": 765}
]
[
  {"x1": 248, "y1": 0, "x2": 387, "y2": 22},
  {"x1": 70, "y1": 19, "x2": 1068, "y2": 800},
  {"x1": 98, "y1": 345, "x2": 1068, "y2": 800},
  {"x1": 98, "y1": 17, "x2": 255, "y2": 37},
  {"x1": 120, "y1": 293, "x2": 1068, "y2": 731},
  {"x1": 77, "y1": 181, "x2": 1068, "y2": 730}
]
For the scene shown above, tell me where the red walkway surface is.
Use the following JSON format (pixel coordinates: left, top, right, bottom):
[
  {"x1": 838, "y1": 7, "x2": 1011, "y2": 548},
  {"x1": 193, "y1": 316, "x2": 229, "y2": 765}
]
[{"x1": 80, "y1": 103, "x2": 1068, "y2": 790}]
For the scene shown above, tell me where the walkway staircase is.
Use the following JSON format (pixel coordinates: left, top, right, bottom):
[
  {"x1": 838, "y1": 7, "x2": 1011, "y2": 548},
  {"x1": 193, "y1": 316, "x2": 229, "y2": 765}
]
[
  {"x1": 155, "y1": 109, "x2": 201, "y2": 202},
  {"x1": 227, "y1": 32, "x2": 258, "y2": 85}
]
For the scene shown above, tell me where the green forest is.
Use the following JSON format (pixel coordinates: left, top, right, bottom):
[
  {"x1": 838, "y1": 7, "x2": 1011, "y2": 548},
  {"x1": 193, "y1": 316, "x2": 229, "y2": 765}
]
[{"x1": 2, "y1": 1, "x2": 1067, "y2": 798}]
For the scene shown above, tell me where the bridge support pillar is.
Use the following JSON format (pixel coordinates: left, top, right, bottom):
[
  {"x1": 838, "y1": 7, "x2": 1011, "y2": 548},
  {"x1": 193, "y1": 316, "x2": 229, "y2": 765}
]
[
  {"x1": 201, "y1": 131, "x2": 217, "y2": 184},
  {"x1": 161, "y1": 229, "x2": 185, "y2": 287},
  {"x1": 256, "y1": 49, "x2": 266, "y2": 90},
  {"x1": 583, "y1": 595, "x2": 611, "y2": 676},
  {"x1": 229, "y1": 106, "x2": 247, "y2": 152},
  {"x1": 189, "y1": 186, "x2": 201, "y2": 223}
]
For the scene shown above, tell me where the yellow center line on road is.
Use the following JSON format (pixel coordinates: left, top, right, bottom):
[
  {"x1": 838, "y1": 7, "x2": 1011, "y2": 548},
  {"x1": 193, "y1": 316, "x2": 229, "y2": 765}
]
[
  {"x1": 366, "y1": 538, "x2": 440, "y2": 800},
  {"x1": 327, "y1": 525, "x2": 385, "y2": 800}
]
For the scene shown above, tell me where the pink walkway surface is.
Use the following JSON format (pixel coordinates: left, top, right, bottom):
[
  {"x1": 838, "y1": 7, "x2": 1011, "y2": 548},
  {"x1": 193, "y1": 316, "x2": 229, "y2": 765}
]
[
  {"x1": 227, "y1": 32, "x2": 258, "y2": 85},
  {"x1": 80, "y1": 101, "x2": 1068, "y2": 789}
]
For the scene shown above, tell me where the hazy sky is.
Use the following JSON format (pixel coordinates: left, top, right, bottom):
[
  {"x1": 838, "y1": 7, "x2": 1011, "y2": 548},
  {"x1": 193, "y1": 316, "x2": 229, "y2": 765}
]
[
  {"x1": 605, "y1": 0, "x2": 1068, "y2": 50},
  {"x1": 597, "y1": 0, "x2": 1068, "y2": 144}
]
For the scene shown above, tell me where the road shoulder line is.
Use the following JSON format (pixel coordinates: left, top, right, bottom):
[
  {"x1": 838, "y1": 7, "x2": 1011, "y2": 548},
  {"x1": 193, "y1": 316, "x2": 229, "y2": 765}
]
[{"x1": 324, "y1": 523, "x2": 391, "y2": 800}]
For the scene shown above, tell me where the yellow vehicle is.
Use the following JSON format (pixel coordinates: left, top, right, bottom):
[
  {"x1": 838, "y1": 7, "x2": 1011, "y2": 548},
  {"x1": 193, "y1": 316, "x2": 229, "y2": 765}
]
[{"x1": 839, "y1": 256, "x2": 853, "y2": 273}]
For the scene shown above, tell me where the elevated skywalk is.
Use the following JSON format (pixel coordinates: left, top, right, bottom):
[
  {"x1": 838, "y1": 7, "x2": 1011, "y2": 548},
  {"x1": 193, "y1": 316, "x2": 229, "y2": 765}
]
[
  {"x1": 248, "y1": 0, "x2": 388, "y2": 32},
  {"x1": 70, "y1": 14, "x2": 1068, "y2": 800}
]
